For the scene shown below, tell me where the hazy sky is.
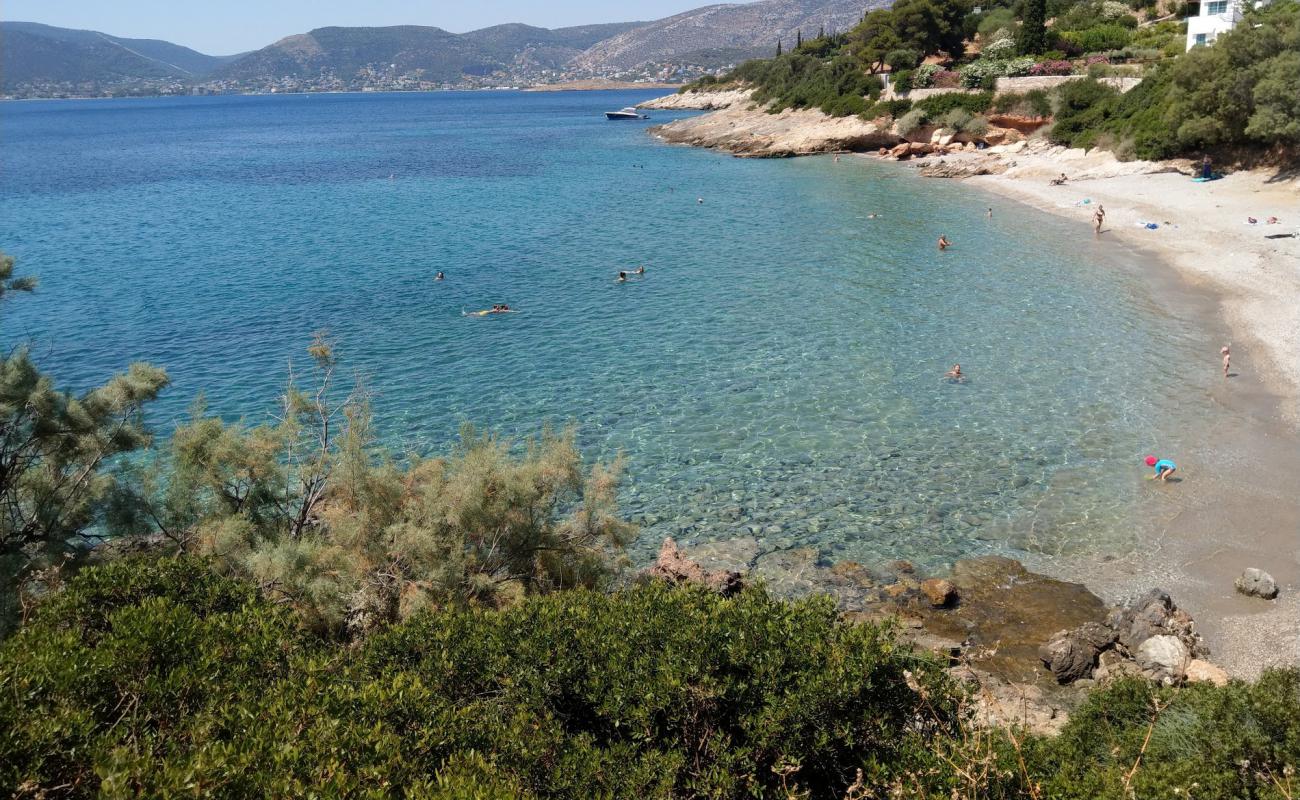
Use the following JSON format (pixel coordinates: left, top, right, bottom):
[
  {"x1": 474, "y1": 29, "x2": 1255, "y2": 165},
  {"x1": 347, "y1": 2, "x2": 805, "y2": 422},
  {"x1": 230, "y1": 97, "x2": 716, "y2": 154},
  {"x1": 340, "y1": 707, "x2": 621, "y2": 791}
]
[{"x1": 3, "y1": 0, "x2": 719, "y2": 55}]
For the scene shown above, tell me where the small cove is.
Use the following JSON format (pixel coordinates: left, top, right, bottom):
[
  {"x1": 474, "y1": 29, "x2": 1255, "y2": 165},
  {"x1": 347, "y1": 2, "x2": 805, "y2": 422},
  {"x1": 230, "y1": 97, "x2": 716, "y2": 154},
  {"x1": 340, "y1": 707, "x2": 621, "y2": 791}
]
[{"x1": 0, "y1": 89, "x2": 1246, "y2": 584}]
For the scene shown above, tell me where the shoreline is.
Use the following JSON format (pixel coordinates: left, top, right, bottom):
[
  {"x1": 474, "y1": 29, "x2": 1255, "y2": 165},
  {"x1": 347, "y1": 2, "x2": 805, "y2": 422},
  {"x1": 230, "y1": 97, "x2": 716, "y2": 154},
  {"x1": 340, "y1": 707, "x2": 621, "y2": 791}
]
[
  {"x1": 959, "y1": 160, "x2": 1300, "y2": 678},
  {"x1": 643, "y1": 89, "x2": 1300, "y2": 678}
]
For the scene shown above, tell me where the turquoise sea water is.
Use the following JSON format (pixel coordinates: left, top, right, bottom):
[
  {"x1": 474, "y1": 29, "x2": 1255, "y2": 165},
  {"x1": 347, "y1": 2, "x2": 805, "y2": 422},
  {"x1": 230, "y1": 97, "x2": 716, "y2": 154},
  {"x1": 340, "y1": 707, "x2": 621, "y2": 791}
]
[{"x1": 0, "y1": 90, "x2": 1211, "y2": 572}]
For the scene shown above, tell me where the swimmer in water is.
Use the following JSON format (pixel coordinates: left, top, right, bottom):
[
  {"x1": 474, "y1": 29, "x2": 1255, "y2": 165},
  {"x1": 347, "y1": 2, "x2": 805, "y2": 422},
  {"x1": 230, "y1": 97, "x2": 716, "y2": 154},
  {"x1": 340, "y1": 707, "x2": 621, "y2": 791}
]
[
  {"x1": 944, "y1": 363, "x2": 964, "y2": 382},
  {"x1": 697, "y1": 197, "x2": 704, "y2": 204},
  {"x1": 617, "y1": 271, "x2": 628, "y2": 282},
  {"x1": 938, "y1": 235, "x2": 952, "y2": 250},
  {"x1": 634, "y1": 265, "x2": 645, "y2": 275},
  {"x1": 1145, "y1": 455, "x2": 1177, "y2": 482},
  {"x1": 435, "y1": 271, "x2": 445, "y2": 281}
]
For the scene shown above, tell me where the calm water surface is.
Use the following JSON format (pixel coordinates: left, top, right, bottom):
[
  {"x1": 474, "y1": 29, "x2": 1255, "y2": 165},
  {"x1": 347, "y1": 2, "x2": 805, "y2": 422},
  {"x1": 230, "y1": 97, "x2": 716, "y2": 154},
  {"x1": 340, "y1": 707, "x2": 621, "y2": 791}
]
[{"x1": 0, "y1": 90, "x2": 1211, "y2": 572}]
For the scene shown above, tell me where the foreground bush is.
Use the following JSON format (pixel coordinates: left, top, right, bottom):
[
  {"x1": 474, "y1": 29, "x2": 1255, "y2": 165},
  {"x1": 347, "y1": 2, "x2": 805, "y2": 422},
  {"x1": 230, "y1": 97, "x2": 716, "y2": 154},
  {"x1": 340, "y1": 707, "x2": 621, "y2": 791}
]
[
  {"x1": 0, "y1": 557, "x2": 965, "y2": 798},
  {"x1": 108, "y1": 336, "x2": 634, "y2": 637}
]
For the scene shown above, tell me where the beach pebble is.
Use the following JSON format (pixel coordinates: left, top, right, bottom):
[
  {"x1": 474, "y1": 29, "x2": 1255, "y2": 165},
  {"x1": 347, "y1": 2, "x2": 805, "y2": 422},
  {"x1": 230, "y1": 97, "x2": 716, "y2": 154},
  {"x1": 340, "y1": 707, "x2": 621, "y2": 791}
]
[{"x1": 1234, "y1": 568, "x2": 1279, "y2": 599}]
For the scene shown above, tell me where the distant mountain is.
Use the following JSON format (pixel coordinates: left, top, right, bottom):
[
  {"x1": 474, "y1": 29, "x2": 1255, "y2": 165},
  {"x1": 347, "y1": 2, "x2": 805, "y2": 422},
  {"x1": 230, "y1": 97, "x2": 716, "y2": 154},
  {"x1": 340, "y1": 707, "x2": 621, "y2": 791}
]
[
  {"x1": 2, "y1": 1, "x2": 894, "y2": 96},
  {"x1": 213, "y1": 22, "x2": 644, "y2": 84},
  {"x1": 0, "y1": 21, "x2": 240, "y2": 89},
  {"x1": 571, "y1": 0, "x2": 887, "y2": 72}
]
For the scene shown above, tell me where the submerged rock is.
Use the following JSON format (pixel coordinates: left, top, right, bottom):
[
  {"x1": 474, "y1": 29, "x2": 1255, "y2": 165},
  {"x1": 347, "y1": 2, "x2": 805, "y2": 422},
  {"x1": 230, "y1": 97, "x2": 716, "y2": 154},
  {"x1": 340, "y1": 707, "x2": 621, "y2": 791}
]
[
  {"x1": 1235, "y1": 568, "x2": 1279, "y2": 599},
  {"x1": 921, "y1": 578, "x2": 958, "y2": 608},
  {"x1": 644, "y1": 538, "x2": 745, "y2": 597}
]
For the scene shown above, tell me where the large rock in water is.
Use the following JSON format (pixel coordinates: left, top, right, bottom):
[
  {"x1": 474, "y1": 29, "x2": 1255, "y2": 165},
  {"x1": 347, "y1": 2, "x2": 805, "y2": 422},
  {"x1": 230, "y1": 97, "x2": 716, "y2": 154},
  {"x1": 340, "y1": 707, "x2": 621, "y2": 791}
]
[
  {"x1": 1235, "y1": 568, "x2": 1279, "y2": 599},
  {"x1": 644, "y1": 538, "x2": 745, "y2": 596}
]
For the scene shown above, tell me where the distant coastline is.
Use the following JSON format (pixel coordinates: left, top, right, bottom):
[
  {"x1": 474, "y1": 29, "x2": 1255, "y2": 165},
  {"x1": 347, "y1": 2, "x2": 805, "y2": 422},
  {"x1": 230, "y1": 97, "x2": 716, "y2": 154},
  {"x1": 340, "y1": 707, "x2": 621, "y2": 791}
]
[{"x1": 2, "y1": 85, "x2": 682, "y2": 103}]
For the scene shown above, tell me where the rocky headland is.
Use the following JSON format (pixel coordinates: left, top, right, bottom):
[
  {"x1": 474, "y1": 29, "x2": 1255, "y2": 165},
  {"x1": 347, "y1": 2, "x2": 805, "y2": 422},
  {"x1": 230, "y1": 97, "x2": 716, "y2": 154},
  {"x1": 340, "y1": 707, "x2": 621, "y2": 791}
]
[{"x1": 643, "y1": 537, "x2": 1236, "y2": 734}]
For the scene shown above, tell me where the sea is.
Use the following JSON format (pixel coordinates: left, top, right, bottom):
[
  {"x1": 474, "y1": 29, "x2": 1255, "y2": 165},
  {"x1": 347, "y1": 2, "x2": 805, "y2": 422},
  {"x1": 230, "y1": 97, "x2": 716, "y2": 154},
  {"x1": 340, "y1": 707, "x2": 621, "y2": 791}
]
[{"x1": 0, "y1": 89, "x2": 1216, "y2": 574}]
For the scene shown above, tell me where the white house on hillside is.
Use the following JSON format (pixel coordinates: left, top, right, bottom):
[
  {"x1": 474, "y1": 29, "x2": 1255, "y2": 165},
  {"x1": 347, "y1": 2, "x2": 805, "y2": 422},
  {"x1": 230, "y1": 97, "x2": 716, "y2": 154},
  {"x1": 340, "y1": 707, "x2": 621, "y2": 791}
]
[{"x1": 1185, "y1": 0, "x2": 1269, "y2": 50}]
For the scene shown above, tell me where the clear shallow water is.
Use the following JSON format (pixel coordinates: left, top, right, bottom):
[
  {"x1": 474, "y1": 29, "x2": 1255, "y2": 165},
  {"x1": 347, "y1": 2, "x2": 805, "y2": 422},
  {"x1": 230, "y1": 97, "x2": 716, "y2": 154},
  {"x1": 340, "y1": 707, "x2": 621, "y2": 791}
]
[{"x1": 0, "y1": 90, "x2": 1212, "y2": 572}]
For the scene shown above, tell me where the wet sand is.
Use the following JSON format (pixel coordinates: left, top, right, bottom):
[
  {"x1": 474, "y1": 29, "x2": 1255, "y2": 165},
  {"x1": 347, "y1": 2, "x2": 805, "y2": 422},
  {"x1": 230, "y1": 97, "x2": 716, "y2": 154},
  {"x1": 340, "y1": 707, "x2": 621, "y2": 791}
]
[{"x1": 972, "y1": 184, "x2": 1300, "y2": 679}]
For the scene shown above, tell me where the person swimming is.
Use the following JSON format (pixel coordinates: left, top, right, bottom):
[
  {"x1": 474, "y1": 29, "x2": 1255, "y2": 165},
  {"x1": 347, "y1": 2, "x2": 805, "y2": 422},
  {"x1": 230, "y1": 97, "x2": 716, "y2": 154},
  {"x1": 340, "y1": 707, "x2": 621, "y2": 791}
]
[
  {"x1": 435, "y1": 271, "x2": 445, "y2": 281},
  {"x1": 944, "y1": 363, "x2": 965, "y2": 382},
  {"x1": 938, "y1": 235, "x2": 952, "y2": 250},
  {"x1": 617, "y1": 271, "x2": 628, "y2": 282},
  {"x1": 464, "y1": 304, "x2": 514, "y2": 317},
  {"x1": 634, "y1": 265, "x2": 646, "y2": 275},
  {"x1": 1145, "y1": 455, "x2": 1177, "y2": 481}
]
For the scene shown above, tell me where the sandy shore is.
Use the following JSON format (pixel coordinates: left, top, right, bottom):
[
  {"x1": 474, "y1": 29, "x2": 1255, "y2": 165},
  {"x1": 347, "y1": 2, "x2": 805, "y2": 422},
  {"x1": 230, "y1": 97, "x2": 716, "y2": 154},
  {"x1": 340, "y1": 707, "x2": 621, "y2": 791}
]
[
  {"x1": 966, "y1": 149, "x2": 1300, "y2": 423},
  {"x1": 946, "y1": 150, "x2": 1300, "y2": 678},
  {"x1": 645, "y1": 89, "x2": 1300, "y2": 676}
]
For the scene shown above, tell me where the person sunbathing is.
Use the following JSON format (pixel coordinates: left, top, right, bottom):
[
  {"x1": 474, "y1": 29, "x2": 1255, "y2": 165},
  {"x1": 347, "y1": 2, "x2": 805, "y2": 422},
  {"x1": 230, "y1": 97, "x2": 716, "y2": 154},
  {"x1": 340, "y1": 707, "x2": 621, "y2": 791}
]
[{"x1": 1049, "y1": 173, "x2": 1069, "y2": 186}]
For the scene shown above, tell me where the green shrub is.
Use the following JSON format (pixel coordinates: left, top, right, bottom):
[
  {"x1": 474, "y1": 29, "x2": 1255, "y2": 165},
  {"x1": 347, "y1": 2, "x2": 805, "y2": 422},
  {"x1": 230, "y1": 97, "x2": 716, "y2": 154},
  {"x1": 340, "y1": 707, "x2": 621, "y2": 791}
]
[
  {"x1": 941, "y1": 107, "x2": 975, "y2": 131},
  {"x1": 865, "y1": 97, "x2": 914, "y2": 119},
  {"x1": 734, "y1": 51, "x2": 880, "y2": 116},
  {"x1": 916, "y1": 90, "x2": 995, "y2": 116},
  {"x1": 0, "y1": 556, "x2": 965, "y2": 799},
  {"x1": 897, "y1": 107, "x2": 930, "y2": 134},
  {"x1": 892, "y1": 68, "x2": 915, "y2": 93},
  {"x1": 993, "y1": 88, "x2": 1054, "y2": 117},
  {"x1": 1061, "y1": 24, "x2": 1134, "y2": 53},
  {"x1": 1049, "y1": 77, "x2": 1121, "y2": 148},
  {"x1": 1030, "y1": 673, "x2": 1300, "y2": 798}
]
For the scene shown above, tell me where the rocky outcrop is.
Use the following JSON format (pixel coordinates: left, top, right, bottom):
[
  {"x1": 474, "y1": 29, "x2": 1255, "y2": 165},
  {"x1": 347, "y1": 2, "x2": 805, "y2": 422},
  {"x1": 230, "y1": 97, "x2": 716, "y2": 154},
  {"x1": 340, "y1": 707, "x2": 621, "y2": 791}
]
[
  {"x1": 1040, "y1": 589, "x2": 1214, "y2": 686},
  {"x1": 1038, "y1": 622, "x2": 1117, "y2": 684},
  {"x1": 918, "y1": 156, "x2": 1010, "y2": 178},
  {"x1": 1135, "y1": 635, "x2": 1191, "y2": 684},
  {"x1": 641, "y1": 89, "x2": 752, "y2": 110},
  {"x1": 644, "y1": 537, "x2": 745, "y2": 596},
  {"x1": 1235, "y1": 568, "x2": 1279, "y2": 599},
  {"x1": 651, "y1": 103, "x2": 898, "y2": 158}
]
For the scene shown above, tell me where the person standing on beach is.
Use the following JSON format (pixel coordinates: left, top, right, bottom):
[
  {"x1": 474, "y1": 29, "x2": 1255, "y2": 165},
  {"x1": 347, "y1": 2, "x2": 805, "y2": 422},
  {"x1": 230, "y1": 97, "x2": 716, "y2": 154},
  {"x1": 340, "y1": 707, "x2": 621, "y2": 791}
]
[
  {"x1": 1221, "y1": 345, "x2": 1231, "y2": 377},
  {"x1": 1202, "y1": 155, "x2": 1213, "y2": 180},
  {"x1": 1093, "y1": 205, "x2": 1106, "y2": 234}
]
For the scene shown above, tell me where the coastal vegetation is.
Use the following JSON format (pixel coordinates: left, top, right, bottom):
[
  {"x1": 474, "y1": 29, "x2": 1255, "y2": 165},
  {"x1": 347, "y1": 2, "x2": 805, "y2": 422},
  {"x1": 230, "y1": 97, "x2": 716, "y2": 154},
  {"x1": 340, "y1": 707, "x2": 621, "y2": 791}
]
[
  {"x1": 682, "y1": 0, "x2": 1300, "y2": 160},
  {"x1": 6, "y1": 556, "x2": 1300, "y2": 797}
]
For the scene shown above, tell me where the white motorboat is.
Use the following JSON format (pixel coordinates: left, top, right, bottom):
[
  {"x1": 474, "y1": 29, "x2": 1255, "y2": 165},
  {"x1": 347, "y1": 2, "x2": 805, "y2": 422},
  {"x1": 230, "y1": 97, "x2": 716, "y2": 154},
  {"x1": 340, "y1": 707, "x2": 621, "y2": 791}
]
[{"x1": 605, "y1": 107, "x2": 648, "y2": 120}]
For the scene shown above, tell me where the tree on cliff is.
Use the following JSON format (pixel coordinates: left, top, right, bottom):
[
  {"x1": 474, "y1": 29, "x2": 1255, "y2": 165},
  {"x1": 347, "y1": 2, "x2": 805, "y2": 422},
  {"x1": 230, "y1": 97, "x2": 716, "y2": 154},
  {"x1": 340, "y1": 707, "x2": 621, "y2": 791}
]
[
  {"x1": 851, "y1": 0, "x2": 972, "y2": 71},
  {"x1": 1017, "y1": 0, "x2": 1049, "y2": 55}
]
